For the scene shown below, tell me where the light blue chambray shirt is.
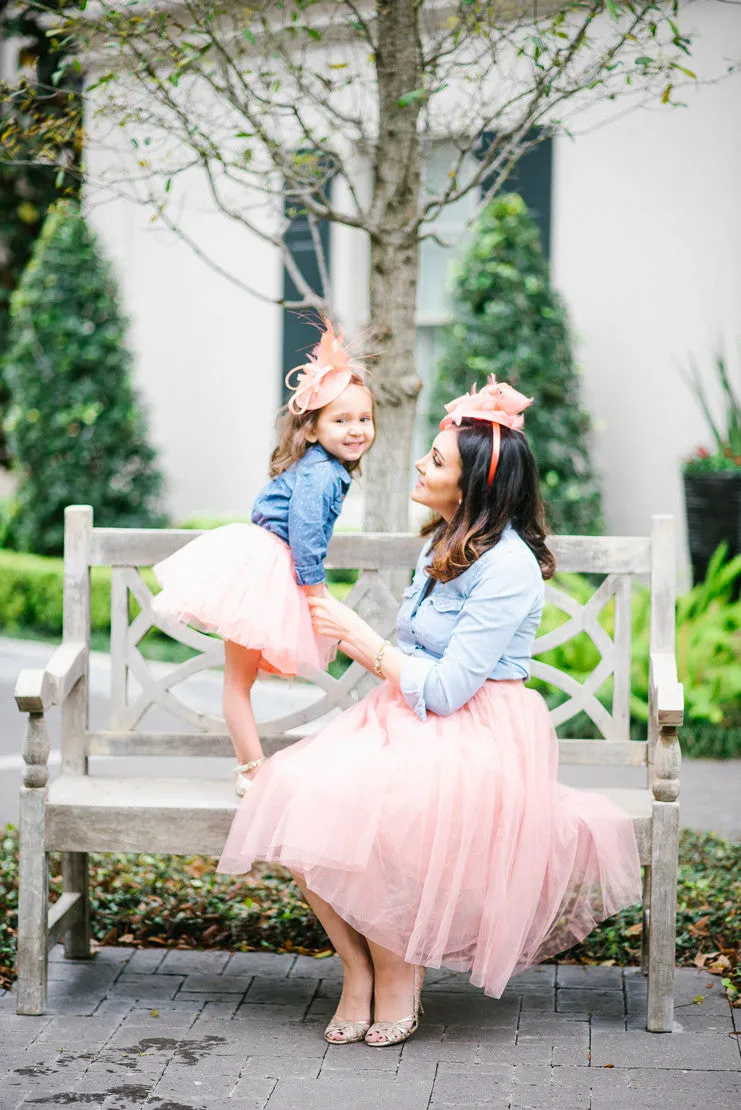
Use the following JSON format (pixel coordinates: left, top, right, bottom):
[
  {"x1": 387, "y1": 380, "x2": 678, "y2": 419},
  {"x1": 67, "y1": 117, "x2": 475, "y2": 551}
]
[
  {"x1": 396, "y1": 524, "x2": 545, "y2": 721},
  {"x1": 251, "y1": 444, "x2": 352, "y2": 586}
]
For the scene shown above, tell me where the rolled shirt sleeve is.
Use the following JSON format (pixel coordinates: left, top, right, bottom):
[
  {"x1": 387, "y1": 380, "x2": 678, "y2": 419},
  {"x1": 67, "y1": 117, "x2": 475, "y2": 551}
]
[
  {"x1": 287, "y1": 466, "x2": 343, "y2": 586},
  {"x1": 399, "y1": 554, "x2": 538, "y2": 721}
]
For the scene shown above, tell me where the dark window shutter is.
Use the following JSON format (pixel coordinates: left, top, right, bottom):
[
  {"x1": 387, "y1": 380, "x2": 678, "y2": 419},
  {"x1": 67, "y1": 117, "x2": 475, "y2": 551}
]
[
  {"x1": 281, "y1": 214, "x2": 331, "y2": 403},
  {"x1": 477, "y1": 132, "x2": 553, "y2": 256}
]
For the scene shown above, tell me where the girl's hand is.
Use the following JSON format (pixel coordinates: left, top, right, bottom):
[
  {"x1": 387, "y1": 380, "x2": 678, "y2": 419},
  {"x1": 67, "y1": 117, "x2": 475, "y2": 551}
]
[{"x1": 307, "y1": 594, "x2": 368, "y2": 644}]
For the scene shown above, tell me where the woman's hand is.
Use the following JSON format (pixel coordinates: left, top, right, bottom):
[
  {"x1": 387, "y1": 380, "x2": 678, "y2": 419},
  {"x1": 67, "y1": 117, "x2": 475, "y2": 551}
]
[{"x1": 307, "y1": 593, "x2": 371, "y2": 646}]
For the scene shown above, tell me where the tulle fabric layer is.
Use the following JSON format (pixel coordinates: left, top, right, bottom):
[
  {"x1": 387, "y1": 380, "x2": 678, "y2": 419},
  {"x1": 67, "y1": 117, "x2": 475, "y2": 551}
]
[
  {"x1": 151, "y1": 522, "x2": 334, "y2": 677},
  {"x1": 218, "y1": 679, "x2": 642, "y2": 997}
]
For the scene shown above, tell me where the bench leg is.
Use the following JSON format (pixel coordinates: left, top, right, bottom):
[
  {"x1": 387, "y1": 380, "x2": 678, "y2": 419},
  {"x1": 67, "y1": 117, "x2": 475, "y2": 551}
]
[
  {"x1": 62, "y1": 852, "x2": 91, "y2": 959},
  {"x1": 17, "y1": 786, "x2": 49, "y2": 1015},
  {"x1": 646, "y1": 800, "x2": 679, "y2": 1032},
  {"x1": 640, "y1": 865, "x2": 651, "y2": 976}
]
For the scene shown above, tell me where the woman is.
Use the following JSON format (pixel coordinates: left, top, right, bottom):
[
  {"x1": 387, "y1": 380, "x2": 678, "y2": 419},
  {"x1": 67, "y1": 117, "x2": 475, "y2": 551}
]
[{"x1": 218, "y1": 377, "x2": 642, "y2": 1048}]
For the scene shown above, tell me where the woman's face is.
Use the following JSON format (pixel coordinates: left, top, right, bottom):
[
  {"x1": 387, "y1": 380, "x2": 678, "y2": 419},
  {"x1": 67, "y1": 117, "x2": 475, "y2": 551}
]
[{"x1": 412, "y1": 429, "x2": 462, "y2": 521}]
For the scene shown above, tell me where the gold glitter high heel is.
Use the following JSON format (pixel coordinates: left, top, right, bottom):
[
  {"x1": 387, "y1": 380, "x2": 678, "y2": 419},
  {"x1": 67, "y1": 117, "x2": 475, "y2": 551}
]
[
  {"x1": 365, "y1": 965, "x2": 424, "y2": 1048},
  {"x1": 324, "y1": 1016, "x2": 372, "y2": 1044}
]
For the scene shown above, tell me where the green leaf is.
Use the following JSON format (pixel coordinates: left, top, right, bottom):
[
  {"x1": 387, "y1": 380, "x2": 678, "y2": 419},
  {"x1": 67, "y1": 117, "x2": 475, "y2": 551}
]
[
  {"x1": 241, "y1": 28, "x2": 255, "y2": 44},
  {"x1": 397, "y1": 88, "x2": 426, "y2": 108},
  {"x1": 605, "y1": 0, "x2": 620, "y2": 23},
  {"x1": 634, "y1": 56, "x2": 653, "y2": 67}
]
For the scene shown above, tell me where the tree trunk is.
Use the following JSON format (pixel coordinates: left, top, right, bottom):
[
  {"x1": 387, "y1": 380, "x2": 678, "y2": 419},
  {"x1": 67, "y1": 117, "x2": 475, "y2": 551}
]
[{"x1": 363, "y1": 0, "x2": 423, "y2": 534}]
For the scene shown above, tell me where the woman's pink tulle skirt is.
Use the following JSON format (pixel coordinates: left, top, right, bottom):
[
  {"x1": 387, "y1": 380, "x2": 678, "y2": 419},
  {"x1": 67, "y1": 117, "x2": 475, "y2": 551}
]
[
  {"x1": 151, "y1": 523, "x2": 334, "y2": 677},
  {"x1": 218, "y1": 679, "x2": 642, "y2": 996}
]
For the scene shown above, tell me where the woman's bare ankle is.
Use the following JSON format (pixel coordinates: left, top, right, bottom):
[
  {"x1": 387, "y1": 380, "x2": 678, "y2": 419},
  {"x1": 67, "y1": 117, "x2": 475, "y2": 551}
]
[
  {"x1": 336, "y1": 956, "x2": 374, "y2": 1019},
  {"x1": 370, "y1": 963, "x2": 416, "y2": 1023}
]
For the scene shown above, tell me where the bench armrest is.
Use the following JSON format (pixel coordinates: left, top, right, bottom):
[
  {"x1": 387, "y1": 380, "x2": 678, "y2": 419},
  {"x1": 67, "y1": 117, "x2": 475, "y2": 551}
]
[
  {"x1": 648, "y1": 652, "x2": 683, "y2": 803},
  {"x1": 648, "y1": 652, "x2": 684, "y2": 727},
  {"x1": 15, "y1": 641, "x2": 89, "y2": 715}
]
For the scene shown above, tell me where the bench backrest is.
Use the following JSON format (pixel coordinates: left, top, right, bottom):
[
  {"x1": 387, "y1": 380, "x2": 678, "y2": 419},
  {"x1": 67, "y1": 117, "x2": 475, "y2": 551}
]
[{"x1": 61, "y1": 507, "x2": 676, "y2": 774}]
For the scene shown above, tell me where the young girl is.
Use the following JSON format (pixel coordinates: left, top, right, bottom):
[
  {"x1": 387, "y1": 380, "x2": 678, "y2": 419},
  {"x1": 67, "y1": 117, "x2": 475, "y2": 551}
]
[{"x1": 152, "y1": 320, "x2": 375, "y2": 795}]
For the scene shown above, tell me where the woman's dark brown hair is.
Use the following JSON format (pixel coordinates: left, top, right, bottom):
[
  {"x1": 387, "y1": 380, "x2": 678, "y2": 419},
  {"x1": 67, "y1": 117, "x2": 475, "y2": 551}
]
[
  {"x1": 422, "y1": 419, "x2": 556, "y2": 581},
  {"x1": 269, "y1": 371, "x2": 371, "y2": 478}
]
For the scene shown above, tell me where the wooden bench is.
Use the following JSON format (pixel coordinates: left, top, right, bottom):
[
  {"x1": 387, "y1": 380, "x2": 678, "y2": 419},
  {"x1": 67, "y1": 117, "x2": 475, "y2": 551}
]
[{"x1": 15, "y1": 506, "x2": 684, "y2": 1030}]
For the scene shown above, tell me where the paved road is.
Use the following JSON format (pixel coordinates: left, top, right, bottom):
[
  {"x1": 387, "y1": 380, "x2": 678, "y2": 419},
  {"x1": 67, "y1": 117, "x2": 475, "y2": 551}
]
[
  {"x1": 1, "y1": 950, "x2": 739, "y2": 1108},
  {"x1": 1, "y1": 636, "x2": 740, "y2": 838}
]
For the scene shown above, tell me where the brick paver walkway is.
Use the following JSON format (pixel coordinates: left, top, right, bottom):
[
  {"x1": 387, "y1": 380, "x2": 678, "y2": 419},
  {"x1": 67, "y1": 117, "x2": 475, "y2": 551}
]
[{"x1": 0, "y1": 948, "x2": 739, "y2": 1109}]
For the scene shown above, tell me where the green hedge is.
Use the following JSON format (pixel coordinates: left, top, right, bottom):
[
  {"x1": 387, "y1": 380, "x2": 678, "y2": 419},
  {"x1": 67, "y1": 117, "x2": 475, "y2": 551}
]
[
  {"x1": 0, "y1": 827, "x2": 738, "y2": 1004},
  {"x1": 0, "y1": 549, "x2": 157, "y2": 639}
]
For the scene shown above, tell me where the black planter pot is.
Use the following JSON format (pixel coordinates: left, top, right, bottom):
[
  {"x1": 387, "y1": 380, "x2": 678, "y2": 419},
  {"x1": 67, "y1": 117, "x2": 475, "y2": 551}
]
[{"x1": 683, "y1": 471, "x2": 741, "y2": 587}]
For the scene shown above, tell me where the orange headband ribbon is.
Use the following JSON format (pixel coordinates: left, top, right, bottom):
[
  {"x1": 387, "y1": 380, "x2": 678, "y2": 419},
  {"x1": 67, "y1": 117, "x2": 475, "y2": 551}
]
[{"x1": 440, "y1": 376, "x2": 533, "y2": 486}]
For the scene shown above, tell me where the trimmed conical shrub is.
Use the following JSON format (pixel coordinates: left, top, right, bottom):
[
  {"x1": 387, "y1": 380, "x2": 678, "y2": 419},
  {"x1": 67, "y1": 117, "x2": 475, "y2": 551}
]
[
  {"x1": 3, "y1": 200, "x2": 165, "y2": 554},
  {"x1": 431, "y1": 193, "x2": 603, "y2": 535}
]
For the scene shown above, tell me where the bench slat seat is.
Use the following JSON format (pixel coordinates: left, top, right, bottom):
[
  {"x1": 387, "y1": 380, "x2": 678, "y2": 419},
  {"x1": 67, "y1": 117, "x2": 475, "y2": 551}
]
[
  {"x1": 45, "y1": 775, "x2": 654, "y2": 863},
  {"x1": 15, "y1": 507, "x2": 683, "y2": 1032}
]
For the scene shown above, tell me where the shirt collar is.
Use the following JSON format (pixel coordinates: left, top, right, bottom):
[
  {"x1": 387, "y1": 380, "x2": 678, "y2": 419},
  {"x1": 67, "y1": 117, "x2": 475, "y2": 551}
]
[{"x1": 306, "y1": 443, "x2": 352, "y2": 488}]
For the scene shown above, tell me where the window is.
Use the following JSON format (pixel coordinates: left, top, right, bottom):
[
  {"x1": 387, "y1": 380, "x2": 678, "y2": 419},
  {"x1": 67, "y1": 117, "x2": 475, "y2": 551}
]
[
  {"x1": 281, "y1": 213, "x2": 331, "y2": 403},
  {"x1": 414, "y1": 134, "x2": 552, "y2": 457}
]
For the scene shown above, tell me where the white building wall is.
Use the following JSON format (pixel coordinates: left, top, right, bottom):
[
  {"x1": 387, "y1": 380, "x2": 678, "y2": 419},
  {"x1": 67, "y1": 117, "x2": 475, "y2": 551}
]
[
  {"x1": 551, "y1": 2, "x2": 741, "y2": 572},
  {"x1": 85, "y1": 166, "x2": 283, "y2": 523},
  {"x1": 84, "y1": 1, "x2": 741, "y2": 568}
]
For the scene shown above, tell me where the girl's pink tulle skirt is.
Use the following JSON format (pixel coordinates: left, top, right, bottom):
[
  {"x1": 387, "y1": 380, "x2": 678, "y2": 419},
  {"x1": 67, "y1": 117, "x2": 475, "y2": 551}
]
[
  {"x1": 218, "y1": 679, "x2": 642, "y2": 996},
  {"x1": 151, "y1": 523, "x2": 334, "y2": 677}
]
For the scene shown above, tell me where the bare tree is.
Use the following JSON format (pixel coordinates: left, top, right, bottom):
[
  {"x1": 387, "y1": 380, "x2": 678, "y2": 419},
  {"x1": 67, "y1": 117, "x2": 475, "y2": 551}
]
[{"x1": 2, "y1": 0, "x2": 700, "y2": 529}]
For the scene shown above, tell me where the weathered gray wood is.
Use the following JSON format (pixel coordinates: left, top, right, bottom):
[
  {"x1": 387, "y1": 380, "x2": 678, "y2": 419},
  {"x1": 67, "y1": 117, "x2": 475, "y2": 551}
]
[
  {"x1": 91, "y1": 527, "x2": 426, "y2": 569},
  {"x1": 62, "y1": 507, "x2": 92, "y2": 776},
  {"x1": 87, "y1": 730, "x2": 308, "y2": 758},
  {"x1": 633, "y1": 818, "x2": 651, "y2": 865},
  {"x1": 548, "y1": 535, "x2": 651, "y2": 574},
  {"x1": 641, "y1": 865, "x2": 652, "y2": 976},
  {"x1": 87, "y1": 732, "x2": 648, "y2": 765},
  {"x1": 17, "y1": 510, "x2": 679, "y2": 1027},
  {"x1": 47, "y1": 892, "x2": 82, "y2": 952},
  {"x1": 14, "y1": 642, "x2": 88, "y2": 714},
  {"x1": 647, "y1": 801, "x2": 679, "y2": 1031},
  {"x1": 46, "y1": 775, "x2": 239, "y2": 856},
  {"x1": 90, "y1": 525, "x2": 652, "y2": 575},
  {"x1": 61, "y1": 853, "x2": 90, "y2": 959},
  {"x1": 651, "y1": 726, "x2": 681, "y2": 804},
  {"x1": 110, "y1": 569, "x2": 129, "y2": 727},
  {"x1": 17, "y1": 782, "x2": 49, "y2": 1015},
  {"x1": 44, "y1": 776, "x2": 653, "y2": 862},
  {"x1": 649, "y1": 652, "x2": 684, "y2": 727},
  {"x1": 533, "y1": 573, "x2": 634, "y2": 741},
  {"x1": 559, "y1": 740, "x2": 647, "y2": 766},
  {"x1": 611, "y1": 574, "x2": 632, "y2": 741},
  {"x1": 649, "y1": 516, "x2": 677, "y2": 656}
]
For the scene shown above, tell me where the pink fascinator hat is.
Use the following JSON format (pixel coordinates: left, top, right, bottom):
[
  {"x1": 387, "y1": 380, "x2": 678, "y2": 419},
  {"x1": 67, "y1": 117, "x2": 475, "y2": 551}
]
[
  {"x1": 285, "y1": 319, "x2": 365, "y2": 416},
  {"x1": 440, "y1": 376, "x2": 533, "y2": 486}
]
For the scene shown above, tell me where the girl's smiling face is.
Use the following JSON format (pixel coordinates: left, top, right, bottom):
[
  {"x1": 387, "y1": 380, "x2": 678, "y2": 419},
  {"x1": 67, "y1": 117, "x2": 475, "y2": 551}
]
[
  {"x1": 411, "y1": 429, "x2": 462, "y2": 521},
  {"x1": 311, "y1": 382, "x2": 375, "y2": 465}
]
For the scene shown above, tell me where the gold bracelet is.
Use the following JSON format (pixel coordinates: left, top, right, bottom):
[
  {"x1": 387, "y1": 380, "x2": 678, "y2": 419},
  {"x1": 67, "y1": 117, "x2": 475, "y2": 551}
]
[{"x1": 373, "y1": 639, "x2": 391, "y2": 678}]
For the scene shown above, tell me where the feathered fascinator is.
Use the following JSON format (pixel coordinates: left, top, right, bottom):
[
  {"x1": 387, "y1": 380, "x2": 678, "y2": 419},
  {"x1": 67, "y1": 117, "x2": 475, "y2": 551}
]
[
  {"x1": 440, "y1": 376, "x2": 533, "y2": 486},
  {"x1": 285, "y1": 319, "x2": 365, "y2": 416}
]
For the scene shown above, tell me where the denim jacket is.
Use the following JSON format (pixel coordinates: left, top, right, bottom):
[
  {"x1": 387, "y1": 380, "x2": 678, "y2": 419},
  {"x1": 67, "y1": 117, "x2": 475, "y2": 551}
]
[
  {"x1": 251, "y1": 445, "x2": 352, "y2": 586},
  {"x1": 396, "y1": 524, "x2": 545, "y2": 721}
]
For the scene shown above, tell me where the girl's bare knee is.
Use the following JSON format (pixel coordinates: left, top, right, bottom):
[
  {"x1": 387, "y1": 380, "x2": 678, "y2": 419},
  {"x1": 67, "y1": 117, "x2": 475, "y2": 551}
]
[{"x1": 224, "y1": 641, "x2": 261, "y2": 693}]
